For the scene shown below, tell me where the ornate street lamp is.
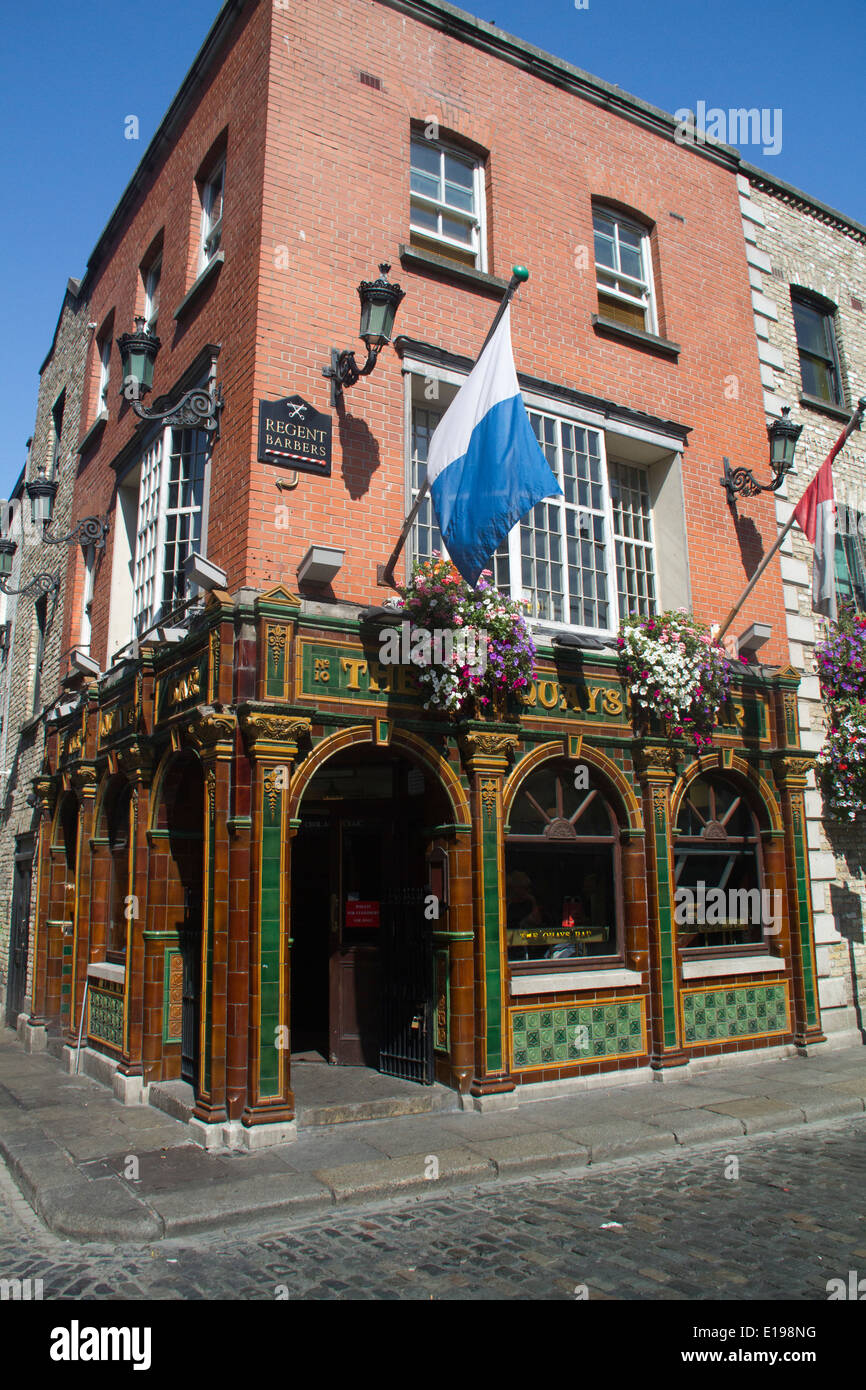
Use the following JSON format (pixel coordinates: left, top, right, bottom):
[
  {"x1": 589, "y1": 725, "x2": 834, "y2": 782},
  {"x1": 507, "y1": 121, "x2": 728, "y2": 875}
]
[
  {"x1": 0, "y1": 537, "x2": 58, "y2": 599},
  {"x1": 323, "y1": 263, "x2": 405, "y2": 405},
  {"x1": 117, "y1": 317, "x2": 223, "y2": 435},
  {"x1": 721, "y1": 407, "x2": 804, "y2": 503},
  {"x1": 25, "y1": 464, "x2": 110, "y2": 549}
]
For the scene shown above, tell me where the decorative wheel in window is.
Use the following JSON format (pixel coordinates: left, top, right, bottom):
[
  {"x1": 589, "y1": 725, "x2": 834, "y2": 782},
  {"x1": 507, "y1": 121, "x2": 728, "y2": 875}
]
[
  {"x1": 674, "y1": 775, "x2": 767, "y2": 950},
  {"x1": 505, "y1": 764, "x2": 622, "y2": 967}
]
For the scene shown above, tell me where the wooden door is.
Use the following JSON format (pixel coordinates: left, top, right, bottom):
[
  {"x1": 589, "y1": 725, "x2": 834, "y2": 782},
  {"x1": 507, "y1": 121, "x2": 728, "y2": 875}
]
[{"x1": 328, "y1": 811, "x2": 386, "y2": 1065}]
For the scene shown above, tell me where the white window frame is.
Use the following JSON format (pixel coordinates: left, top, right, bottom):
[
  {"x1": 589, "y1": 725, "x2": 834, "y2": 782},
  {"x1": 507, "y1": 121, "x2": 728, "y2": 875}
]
[
  {"x1": 592, "y1": 207, "x2": 657, "y2": 335},
  {"x1": 79, "y1": 544, "x2": 96, "y2": 652},
  {"x1": 97, "y1": 333, "x2": 111, "y2": 417},
  {"x1": 403, "y1": 365, "x2": 667, "y2": 637},
  {"x1": 143, "y1": 253, "x2": 162, "y2": 331},
  {"x1": 199, "y1": 157, "x2": 225, "y2": 272},
  {"x1": 409, "y1": 136, "x2": 487, "y2": 271},
  {"x1": 129, "y1": 418, "x2": 211, "y2": 642}
]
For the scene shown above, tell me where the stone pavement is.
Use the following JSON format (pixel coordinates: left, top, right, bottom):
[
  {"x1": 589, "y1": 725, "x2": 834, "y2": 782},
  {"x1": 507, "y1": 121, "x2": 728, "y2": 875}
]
[{"x1": 1, "y1": 1026, "x2": 864, "y2": 1243}]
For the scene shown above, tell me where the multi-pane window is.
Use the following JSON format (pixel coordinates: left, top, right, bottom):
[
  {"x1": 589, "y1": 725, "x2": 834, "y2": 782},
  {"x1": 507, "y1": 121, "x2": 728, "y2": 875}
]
[
  {"x1": 31, "y1": 594, "x2": 47, "y2": 714},
  {"x1": 161, "y1": 430, "x2": 207, "y2": 612},
  {"x1": 409, "y1": 393, "x2": 657, "y2": 633},
  {"x1": 131, "y1": 427, "x2": 209, "y2": 638},
  {"x1": 522, "y1": 412, "x2": 609, "y2": 629},
  {"x1": 593, "y1": 208, "x2": 655, "y2": 333},
  {"x1": 79, "y1": 544, "x2": 95, "y2": 651},
  {"x1": 143, "y1": 254, "x2": 162, "y2": 331},
  {"x1": 199, "y1": 158, "x2": 225, "y2": 270},
  {"x1": 410, "y1": 405, "x2": 444, "y2": 566},
  {"x1": 835, "y1": 504, "x2": 866, "y2": 611},
  {"x1": 791, "y1": 291, "x2": 843, "y2": 405},
  {"x1": 610, "y1": 461, "x2": 656, "y2": 620},
  {"x1": 674, "y1": 776, "x2": 765, "y2": 952},
  {"x1": 132, "y1": 433, "x2": 164, "y2": 636},
  {"x1": 410, "y1": 136, "x2": 485, "y2": 269}
]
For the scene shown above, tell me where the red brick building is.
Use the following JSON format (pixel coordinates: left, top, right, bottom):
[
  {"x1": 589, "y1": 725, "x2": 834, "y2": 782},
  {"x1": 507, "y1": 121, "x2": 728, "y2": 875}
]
[{"x1": 21, "y1": 0, "x2": 824, "y2": 1146}]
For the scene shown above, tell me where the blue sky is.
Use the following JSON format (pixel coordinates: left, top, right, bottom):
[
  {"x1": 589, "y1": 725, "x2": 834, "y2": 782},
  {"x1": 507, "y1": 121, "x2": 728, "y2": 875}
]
[{"x1": 1, "y1": 0, "x2": 863, "y2": 498}]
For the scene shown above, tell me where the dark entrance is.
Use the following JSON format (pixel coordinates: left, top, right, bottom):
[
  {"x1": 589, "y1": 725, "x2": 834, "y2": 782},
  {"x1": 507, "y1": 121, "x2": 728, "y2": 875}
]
[
  {"x1": 291, "y1": 751, "x2": 442, "y2": 1083},
  {"x1": 5, "y1": 834, "x2": 35, "y2": 1028},
  {"x1": 164, "y1": 754, "x2": 204, "y2": 1088}
]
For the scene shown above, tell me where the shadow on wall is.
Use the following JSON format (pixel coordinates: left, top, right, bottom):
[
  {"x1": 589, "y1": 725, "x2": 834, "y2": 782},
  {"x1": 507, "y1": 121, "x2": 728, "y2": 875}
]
[
  {"x1": 829, "y1": 880, "x2": 865, "y2": 1042},
  {"x1": 732, "y1": 507, "x2": 765, "y2": 578},
  {"x1": 337, "y1": 407, "x2": 381, "y2": 500}
]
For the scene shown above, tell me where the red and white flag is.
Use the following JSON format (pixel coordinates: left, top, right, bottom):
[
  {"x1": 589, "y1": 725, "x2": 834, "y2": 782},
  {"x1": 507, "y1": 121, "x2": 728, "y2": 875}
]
[{"x1": 793, "y1": 448, "x2": 837, "y2": 622}]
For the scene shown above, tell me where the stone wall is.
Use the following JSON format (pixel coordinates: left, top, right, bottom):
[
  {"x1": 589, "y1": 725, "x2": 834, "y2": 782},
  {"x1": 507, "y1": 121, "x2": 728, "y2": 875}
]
[
  {"x1": 739, "y1": 171, "x2": 866, "y2": 1044},
  {"x1": 0, "y1": 282, "x2": 90, "y2": 1018}
]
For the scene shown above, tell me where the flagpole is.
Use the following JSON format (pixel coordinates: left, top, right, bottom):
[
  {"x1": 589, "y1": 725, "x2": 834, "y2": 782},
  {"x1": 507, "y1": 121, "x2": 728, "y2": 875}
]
[
  {"x1": 717, "y1": 398, "x2": 866, "y2": 640},
  {"x1": 376, "y1": 265, "x2": 530, "y2": 590}
]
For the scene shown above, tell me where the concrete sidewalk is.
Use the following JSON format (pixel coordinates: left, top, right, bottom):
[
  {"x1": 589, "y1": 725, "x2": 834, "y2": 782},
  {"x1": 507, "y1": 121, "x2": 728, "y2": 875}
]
[{"x1": 1, "y1": 1026, "x2": 864, "y2": 1243}]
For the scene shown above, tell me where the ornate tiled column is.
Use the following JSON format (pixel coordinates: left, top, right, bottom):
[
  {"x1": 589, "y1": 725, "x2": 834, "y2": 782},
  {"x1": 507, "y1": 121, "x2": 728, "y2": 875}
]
[
  {"x1": 636, "y1": 745, "x2": 688, "y2": 1070},
  {"x1": 67, "y1": 763, "x2": 98, "y2": 1044},
  {"x1": 459, "y1": 725, "x2": 519, "y2": 1100},
  {"x1": 186, "y1": 709, "x2": 237, "y2": 1128},
  {"x1": 237, "y1": 706, "x2": 311, "y2": 1145},
  {"x1": 24, "y1": 774, "x2": 57, "y2": 1045},
  {"x1": 113, "y1": 740, "x2": 154, "y2": 1096},
  {"x1": 773, "y1": 754, "x2": 825, "y2": 1049}
]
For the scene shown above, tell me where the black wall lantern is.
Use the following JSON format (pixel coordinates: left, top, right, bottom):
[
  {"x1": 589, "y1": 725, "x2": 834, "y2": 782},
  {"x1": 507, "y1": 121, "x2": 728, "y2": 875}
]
[
  {"x1": 323, "y1": 263, "x2": 405, "y2": 406},
  {"x1": 721, "y1": 406, "x2": 804, "y2": 503},
  {"x1": 117, "y1": 317, "x2": 223, "y2": 435},
  {"x1": 0, "y1": 464, "x2": 110, "y2": 599}
]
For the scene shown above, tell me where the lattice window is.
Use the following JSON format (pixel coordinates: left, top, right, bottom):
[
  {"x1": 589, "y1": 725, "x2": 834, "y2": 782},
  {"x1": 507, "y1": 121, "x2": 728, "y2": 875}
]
[{"x1": 610, "y1": 460, "x2": 656, "y2": 620}]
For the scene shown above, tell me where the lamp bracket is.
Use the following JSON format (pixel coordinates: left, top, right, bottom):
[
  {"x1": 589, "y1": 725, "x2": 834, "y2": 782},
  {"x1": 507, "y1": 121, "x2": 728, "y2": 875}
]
[
  {"x1": 131, "y1": 382, "x2": 223, "y2": 437},
  {"x1": 721, "y1": 456, "x2": 785, "y2": 505},
  {"x1": 42, "y1": 515, "x2": 111, "y2": 550},
  {"x1": 322, "y1": 345, "x2": 382, "y2": 405},
  {"x1": 0, "y1": 572, "x2": 60, "y2": 599}
]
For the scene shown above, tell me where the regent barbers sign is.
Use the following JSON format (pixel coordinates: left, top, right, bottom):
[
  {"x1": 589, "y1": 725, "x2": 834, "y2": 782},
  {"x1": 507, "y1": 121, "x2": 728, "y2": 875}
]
[{"x1": 258, "y1": 395, "x2": 332, "y2": 476}]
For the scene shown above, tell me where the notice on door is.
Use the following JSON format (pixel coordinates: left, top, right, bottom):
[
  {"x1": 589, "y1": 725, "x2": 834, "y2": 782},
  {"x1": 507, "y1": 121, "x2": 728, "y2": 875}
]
[{"x1": 345, "y1": 900, "x2": 380, "y2": 929}]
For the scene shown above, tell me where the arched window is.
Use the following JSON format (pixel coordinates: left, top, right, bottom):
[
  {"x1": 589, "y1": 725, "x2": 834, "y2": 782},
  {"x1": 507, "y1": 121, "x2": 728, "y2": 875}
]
[
  {"x1": 505, "y1": 763, "x2": 622, "y2": 968},
  {"x1": 673, "y1": 775, "x2": 766, "y2": 952},
  {"x1": 106, "y1": 783, "x2": 134, "y2": 962}
]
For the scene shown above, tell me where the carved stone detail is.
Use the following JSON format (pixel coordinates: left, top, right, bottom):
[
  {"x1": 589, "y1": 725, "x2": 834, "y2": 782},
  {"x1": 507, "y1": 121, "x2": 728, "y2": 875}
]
[
  {"x1": 773, "y1": 755, "x2": 813, "y2": 784},
  {"x1": 480, "y1": 778, "x2": 498, "y2": 816},
  {"x1": 267, "y1": 626, "x2": 287, "y2": 671},
  {"x1": 635, "y1": 745, "x2": 677, "y2": 777},
  {"x1": 186, "y1": 710, "x2": 237, "y2": 756},
  {"x1": 239, "y1": 710, "x2": 311, "y2": 751}
]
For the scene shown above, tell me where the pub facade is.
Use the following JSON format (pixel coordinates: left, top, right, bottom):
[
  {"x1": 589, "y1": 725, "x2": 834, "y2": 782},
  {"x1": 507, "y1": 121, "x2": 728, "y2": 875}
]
[{"x1": 15, "y1": 0, "x2": 836, "y2": 1146}]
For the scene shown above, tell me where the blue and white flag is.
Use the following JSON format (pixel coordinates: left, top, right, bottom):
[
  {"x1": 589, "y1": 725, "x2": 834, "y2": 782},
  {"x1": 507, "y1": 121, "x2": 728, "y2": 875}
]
[{"x1": 426, "y1": 306, "x2": 562, "y2": 585}]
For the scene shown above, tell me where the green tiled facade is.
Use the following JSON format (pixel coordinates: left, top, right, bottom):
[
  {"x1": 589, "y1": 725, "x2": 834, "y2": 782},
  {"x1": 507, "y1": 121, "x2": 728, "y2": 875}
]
[
  {"x1": 682, "y1": 983, "x2": 789, "y2": 1043},
  {"x1": 258, "y1": 777, "x2": 283, "y2": 1097},
  {"x1": 510, "y1": 999, "x2": 645, "y2": 1069}
]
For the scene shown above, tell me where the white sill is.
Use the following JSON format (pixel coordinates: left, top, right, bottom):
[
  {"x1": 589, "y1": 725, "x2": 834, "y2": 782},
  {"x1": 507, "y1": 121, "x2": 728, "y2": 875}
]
[
  {"x1": 511, "y1": 967, "x2": 643, "y2": 995},
  {"x1": 87, "y1": 961, "x2": 125, "y2": 985},
  {"x1": 682, "y1": 955, "x2": 787, "y2": 980}
]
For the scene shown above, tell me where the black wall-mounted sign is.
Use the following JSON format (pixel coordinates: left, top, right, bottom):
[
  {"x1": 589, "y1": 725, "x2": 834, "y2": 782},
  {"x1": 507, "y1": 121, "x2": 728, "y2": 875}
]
[{"x1": 258, "y1": 396, "x2": 332, "y2": 476}]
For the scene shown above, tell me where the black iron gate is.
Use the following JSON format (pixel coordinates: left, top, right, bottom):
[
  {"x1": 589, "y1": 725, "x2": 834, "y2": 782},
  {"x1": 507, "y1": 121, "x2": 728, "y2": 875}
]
[
  {"x1": 379, "y1": 887, "x2": 434, "y2": 1084},
  {"x1": 5, "y1": 836, "x2": 34, "y2": 1028}
]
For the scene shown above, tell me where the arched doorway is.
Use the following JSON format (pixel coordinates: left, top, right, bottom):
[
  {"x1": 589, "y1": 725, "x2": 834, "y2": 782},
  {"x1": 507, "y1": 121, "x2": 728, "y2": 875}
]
[{"x1": 291, "y1": 747, "x2": 450, "y2": 1083}]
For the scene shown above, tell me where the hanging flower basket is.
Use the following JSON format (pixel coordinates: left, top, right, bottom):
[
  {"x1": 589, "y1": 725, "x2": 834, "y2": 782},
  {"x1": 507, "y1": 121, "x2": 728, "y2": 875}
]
[
  {"x1": 389, "y1": 555, "x2": 536, "y2": 716},
  {"x1": 815, "y1": 604, "x2": 866, "y2": 820},
  {"x1": 617, "y1": 609, "x2": 735, "y2": 748}
]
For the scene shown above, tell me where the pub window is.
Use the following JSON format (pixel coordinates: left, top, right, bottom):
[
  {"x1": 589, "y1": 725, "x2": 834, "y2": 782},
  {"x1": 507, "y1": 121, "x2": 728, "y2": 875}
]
[
  {"x1": 143, "y1": 251, "x2": 162, "y2": 331},
  {"x1": 107, "y1": 783, "x2": 134, "y2": 962},
  {"x1": 96, "y1": 326, "x2": 112, "y2": 418},
  {"x1": 407, "y1": 381, "x2": 659, "y2": 633},
  {"x1": 505, "y1": 764, "x2": 622, "y2": 969},
  {"x1": 51, "y1": 390, "x2": 66, "y2": 473},
  {"x1": 674, "y1": 775, "x2": 765, "y2": 952},
  {"x1": 834, "y1": 504, "x2": 866, "y2": 612},
  {"x1": 130, "y1": 424, "x2": 209, "y2": 639},
  {"x1": 791, "y1": 290, "x2": 844, "y2": 406},
  {"x1": 198, "y1": 155, "x2": 225, "y2": 272}
]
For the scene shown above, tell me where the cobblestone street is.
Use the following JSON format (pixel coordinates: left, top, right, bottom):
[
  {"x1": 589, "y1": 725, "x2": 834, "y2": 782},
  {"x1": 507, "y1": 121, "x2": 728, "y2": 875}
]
[{"x1": 1, "y1": 1116, "x2": 864, "y2": 1302}]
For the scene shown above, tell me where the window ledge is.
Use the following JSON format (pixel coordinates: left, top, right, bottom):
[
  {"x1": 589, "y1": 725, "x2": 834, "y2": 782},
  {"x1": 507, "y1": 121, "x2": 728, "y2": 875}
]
[
  {"x1": 798, "y1": 392, "x2": 852, "y2": 423},
  {"x1": 86, "y1": 960, "x2": 126, "y2": 984},
  {"x1": 511, "y1": 967, "x2": 642, "y2": 995},
  {"x1": 77, "y1": 411, "x2": 108, "y2": 454},
  {"x1": 591, "y1": 314, "x2": 681, "y2": 359},
  {"x1": 682, "y1": 954, "x2": 787, "y2": 980},
  {"x1": 173, "y1": 252, "x2": 225, "y2": 322},
  {"x1": 398, "y1": 243, "x2": 508, "y2": 295}
]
